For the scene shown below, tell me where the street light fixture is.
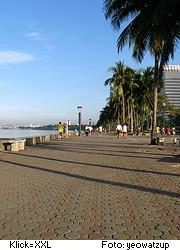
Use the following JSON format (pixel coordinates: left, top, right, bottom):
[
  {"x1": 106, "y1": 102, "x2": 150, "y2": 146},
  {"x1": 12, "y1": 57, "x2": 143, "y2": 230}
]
[
  {"x1": 77, "y1": 106, "x2": 82, "y2": 136},
  {"x1": 89, "y1": 118, "x2": 92, "y2": 126}
]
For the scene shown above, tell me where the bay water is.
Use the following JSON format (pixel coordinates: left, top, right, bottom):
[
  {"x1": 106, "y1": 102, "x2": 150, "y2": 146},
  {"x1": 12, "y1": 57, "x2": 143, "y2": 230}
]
[{"x1": 0, "y1": 129, "x2": 58, "y2": 139}]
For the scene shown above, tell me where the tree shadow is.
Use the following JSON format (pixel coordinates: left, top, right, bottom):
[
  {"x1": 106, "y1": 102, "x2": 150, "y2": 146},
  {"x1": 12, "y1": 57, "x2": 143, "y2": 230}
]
[
  {"x1": 157, "y1": 156, "x2": 180, "y2": 164},
  {"x1": 42, "y1": 143, "x2": 173, "y2": 157},
  {"x1": 6, "y1": 151, "x2": 180, "y2": 178},
  {"x1": 48, "y1": 141, "x2": 174, "y2": 156},
  {"x1": 34, "y1": 144, "x2": 164, "y2": 161},
  {"x1": 0, "y1": 159, "x2": 179, "y2": 199}
]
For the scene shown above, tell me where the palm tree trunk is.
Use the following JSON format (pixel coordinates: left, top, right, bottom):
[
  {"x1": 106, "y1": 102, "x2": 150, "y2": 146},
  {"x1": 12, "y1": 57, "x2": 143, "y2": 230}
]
[
  {"x1": 141, "y1": 115, "x2": 144, "y2": 132},
  {"x1": 146, "y1": 113, "x2": 149, "y2": 130},
  {"x1": 127, "y1": 99, "x2": 131, "y2": 131},
  {"x1": 117, "y1": 112, "x2": 120, "y2": 124},
  {"x1": 133, "y1": 108, "x2": 136, "y2": 133},
  {"x1": 131, "y1": 105, "x2": 133, "y2": 134},
  {"x1": 151, "y1": 52, "x2": 159, "y2": 144},
  {"x1": 122, "y1": 95, "x2": 125, "y2": 124},
  {"x1": 136, "y1": 113, "x2": 139, "y2": 130}
]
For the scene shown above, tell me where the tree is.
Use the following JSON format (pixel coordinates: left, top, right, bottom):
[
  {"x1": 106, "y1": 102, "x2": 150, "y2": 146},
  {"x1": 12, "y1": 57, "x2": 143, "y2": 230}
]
[
  {"x1": 104, "y1": 0, "x2": 180, "y2": 143},
  {"x1": 105, "y1": 61, "x2": 128, "y2": 124}
]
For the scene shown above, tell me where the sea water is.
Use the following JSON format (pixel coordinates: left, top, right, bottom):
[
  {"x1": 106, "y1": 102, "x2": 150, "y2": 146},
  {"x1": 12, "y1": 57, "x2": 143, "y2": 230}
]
[{"x1": 0, "y1": 129, "x2": 58, "y2": 139}]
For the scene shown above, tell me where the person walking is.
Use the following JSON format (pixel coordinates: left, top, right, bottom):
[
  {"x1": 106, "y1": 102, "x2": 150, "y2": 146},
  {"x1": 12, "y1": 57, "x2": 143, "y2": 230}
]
[
  {"x1": 99, "y1": 126, "x2": 103, "y2": 135},
  {"x1": 122, "y1": 124, "x2": 128, "y2": 137},
  {"x1": 166, "y1": 127, "x2": 170, "y2": 136},
  {"x1": 89, "y1": 126, "x2": 93, "y2": 135},
  {"x1": 64, "y1": 122, "x2": 69, "y2": 138},
  {"x1": 161, "y1": 127, "x2": 165, "y2": 137},
  {"x1": 156, "y1": 126, "x2": 160, "y2": 135},
  {"x1": 58, "y1": 122, "x2": 64, "y2": 140},
  {"x1": 116, "y1": 124, "x2": 122, "y2": 138},
  {"x1": 85, "y1": 125, "x2": 90, "y2": 136},
  {"x1": 172, "y1": 127, "x2": 176, "y2": 136}
]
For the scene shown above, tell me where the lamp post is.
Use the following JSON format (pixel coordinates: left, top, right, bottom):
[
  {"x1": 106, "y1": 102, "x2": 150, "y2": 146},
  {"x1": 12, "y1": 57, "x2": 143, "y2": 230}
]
[
  {"x1": 89, "y1": 118, "x2": 92, "y2": 126},
  {"x1": 77, "y1": 106, "x2": 82, "y2": 136},
  {"x1": 162, "y1": 103, "x2": 166, "y2": 128}
]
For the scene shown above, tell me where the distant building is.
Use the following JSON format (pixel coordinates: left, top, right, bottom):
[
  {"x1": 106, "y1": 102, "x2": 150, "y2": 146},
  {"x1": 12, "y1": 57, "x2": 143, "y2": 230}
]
[{"x1": 163, "y1": 65, "x2": 180, "y2": 108}]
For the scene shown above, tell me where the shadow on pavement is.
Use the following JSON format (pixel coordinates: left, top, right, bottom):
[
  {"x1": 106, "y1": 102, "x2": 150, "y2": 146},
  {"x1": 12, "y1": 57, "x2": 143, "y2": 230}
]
[
  {"x1": 0, "y1": 158, "x2": 179, "y2": 199},
  {"x1": 4, "y1": 152, "x2": 180, "y2": 178},
  {"x1": 157, "y1": 156, "x2": 180, "y2": 164},
  {"x1": 44, "y1": 141, "x2": 174, "y2": 157},
  {"x1": 35, "y1": 144, "x2": 170, "y2": 161}
]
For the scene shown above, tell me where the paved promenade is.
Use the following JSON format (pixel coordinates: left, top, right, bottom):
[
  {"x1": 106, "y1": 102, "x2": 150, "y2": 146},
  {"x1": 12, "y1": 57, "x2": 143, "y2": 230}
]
[{"x1": 0, "y1": 134, "x2": 179, "y2": 240}]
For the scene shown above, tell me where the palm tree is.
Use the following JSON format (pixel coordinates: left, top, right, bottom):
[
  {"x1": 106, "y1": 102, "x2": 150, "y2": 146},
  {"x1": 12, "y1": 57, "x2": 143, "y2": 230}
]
[
  {"x1": 105, "y1": 61, "x2": 127, "y2": 124},
  {"x1": 104, "y1": 0, "x2": 180, "y2": 143},
  {"x1": 125, "y1": 72, "x2": 140, "y2": 133},
  {"x1": 97, "y1": 103, "x2": 116, "y2": 130}
]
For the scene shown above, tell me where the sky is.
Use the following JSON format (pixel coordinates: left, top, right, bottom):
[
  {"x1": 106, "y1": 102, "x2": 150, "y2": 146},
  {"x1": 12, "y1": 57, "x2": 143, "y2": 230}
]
[{"x1": 0, "y1": 0, "x2": 179, "y2": 125}]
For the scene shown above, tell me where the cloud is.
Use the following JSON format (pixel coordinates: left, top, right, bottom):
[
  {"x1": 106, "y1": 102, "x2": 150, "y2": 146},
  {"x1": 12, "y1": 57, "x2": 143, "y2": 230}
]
[
  {"x1": 26, "y1": 32, "x2": 42, "y2": 40},
  {"x1": 0, "y1": 51, "x2": 35, "y2": 64}
]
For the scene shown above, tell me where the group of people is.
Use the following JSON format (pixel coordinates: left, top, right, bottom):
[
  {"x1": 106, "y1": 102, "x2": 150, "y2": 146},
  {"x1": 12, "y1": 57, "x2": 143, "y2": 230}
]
[
  {"x1": 85, "y1": 125, "x2": 93, "y2": 136},
  {"x1": 58, "y1": 121, "x2": 176, "y2": 139},
  {"x1": 85, "y1": 125, "x2": 108, "y2": 136},
  {"x1": 116, "y1": 124, "x2": 128, "y2": 138},
  {"x1": 157, "y1": 127, "x2": 176, "y2": 136}
]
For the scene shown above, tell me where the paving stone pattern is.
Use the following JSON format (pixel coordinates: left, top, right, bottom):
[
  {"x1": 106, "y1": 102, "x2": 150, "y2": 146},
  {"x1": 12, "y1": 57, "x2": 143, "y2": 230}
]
[{"x1": 0, "y1": 135, "x2": 179, "y2": 240}]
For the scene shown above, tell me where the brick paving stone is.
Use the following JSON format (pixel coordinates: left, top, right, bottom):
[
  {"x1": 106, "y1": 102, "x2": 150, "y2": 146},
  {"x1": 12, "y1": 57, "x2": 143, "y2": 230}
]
[
  {"x1": 17, "y1": 230, "x2": 34, "y2": 239},
  {"x1": 89, "y1": 224, "x2": 102, "y2": 232},
  {"x1": 80, "y1": 235, "x2": 89, "y2": 240},
  {"x1": 105, "y1": 236, "x2": 114, "y2": 240},
  {"x1": 112, "y1": 225, "x2": 130, "y2": 232},
  {"x1": 26, "y1": 235, "x2": 43, "y2": 240},
  {"x1": 113, "y1": 233, "x2": 130, "y2": 240},
  {"x1": 40, "y1": 232, "x2": 57, "y2": 240},
  {"x1": 26, "y1": 222, "x2": 39, "y2": 231},
  {"x1": 123, "y1": 228, "x2": 140, "y2": 237},
  {"x1": 55, "y1": 221, "x2": 73, "y2": 228},
  {"x1": 160, "y1": 234, "x2": 178, "y2": 240},
  {"x1": 0, "y1": 228, "x2": 13, "y2": 238},
  {"x1": 64, "y1": 232, "x2": 81, "y2": 240},
  {"x1": 77, "y1": 228, "x2": 94, "y2": 236},
  {"x1": 0, "y1": 134, "x2": 179, "y2": 240},
  {"x1": 169, "y1": 229, "x2": 180, "y2": 238},
  {"x1": 67, "y1": 223, "x2": 81, "y2": 231},
  {"x1": 53, "y1": 235, "x2": 67, "y2": 240},
  {"x1": 43, "y1": 223, "x2": 60, "y2": 231},
  {"x1": 146, "y1": 229, "x2": 163, "y2": 237},
  {"x1": 1, "y1": 234, "x2": 19, "y2": 240},
  {"x1": 100, "y1": 222, "x2": 116, "y2": 228},
  {"x1": 32, "y1": 226, "x2": 47, "y2": 234},
  {"x1": 54, "y1": 226, "x2": 71, "y2": 235},
  {"x1": 156, "y1": 225, "x2": 171, "y2": 233},
  {"x1": 136, "y1": 234, "x2": 153, "y2": 240},
  {"x1": 89, "y1": 233, "x2": 106, "y2": 240},
  {"x1": 101, "y1": 228, "x2": 117, "y2": 236}
]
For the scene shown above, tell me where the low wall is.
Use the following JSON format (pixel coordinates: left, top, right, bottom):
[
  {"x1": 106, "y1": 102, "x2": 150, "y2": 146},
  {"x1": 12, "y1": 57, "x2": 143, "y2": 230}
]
[
  {"x1": 0, "y1": 139, "x2": 26, "y2": 152},
  {"x1": 26, "y1": 134, "x2": 59, "y2": 146},
  {"x1": 0, "y1": 132, "x2": 75, "y2": 151}
]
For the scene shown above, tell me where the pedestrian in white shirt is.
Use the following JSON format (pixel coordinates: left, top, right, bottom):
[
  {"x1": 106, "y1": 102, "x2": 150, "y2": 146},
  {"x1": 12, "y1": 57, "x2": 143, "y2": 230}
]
[
  {"x1": 99, "y1": 126, "x2": 103, "y2": 135},
  {"x1": 122, "y1": 124, "x2": 128, "y2": 136},
  {"x1": 116, "y1": 124, "x2": 122, "y2": 138},
  {"x1": 85, "y1": 125, "x2": 89, "y2": 136}
]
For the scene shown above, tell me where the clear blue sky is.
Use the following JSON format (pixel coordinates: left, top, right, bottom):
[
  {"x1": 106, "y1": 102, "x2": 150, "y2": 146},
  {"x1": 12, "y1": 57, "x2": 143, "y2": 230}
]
[{"x1": 0, "y1": 0, "x2": 179, "y2": 125}]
